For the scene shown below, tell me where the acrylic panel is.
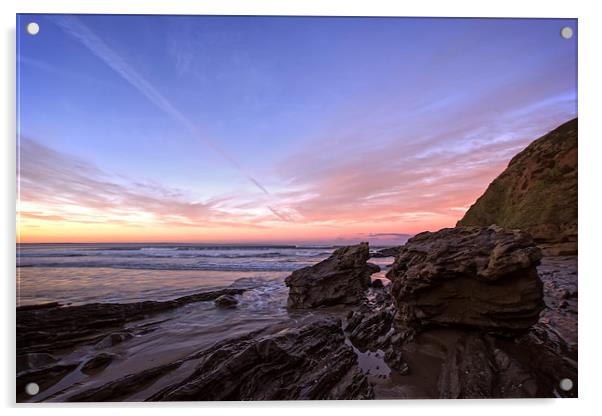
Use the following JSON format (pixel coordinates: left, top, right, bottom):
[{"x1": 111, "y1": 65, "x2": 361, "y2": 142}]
[{"x1": 16, "y1": 14, "x2": 577, "y2": 402}]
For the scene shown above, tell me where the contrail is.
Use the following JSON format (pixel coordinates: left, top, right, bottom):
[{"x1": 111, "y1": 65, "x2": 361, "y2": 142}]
[{"x1": 51, "y1": 15, "x2": 276, "y2": 204}]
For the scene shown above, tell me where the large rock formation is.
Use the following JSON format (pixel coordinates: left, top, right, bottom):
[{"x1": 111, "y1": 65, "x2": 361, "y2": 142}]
[
  {"x1": 386, "y1": 226, "x2": 544, "y2": 335},
  {"x1": 343, "y1": 286, "x2": 409, "y2": 373},
  {"x1": 457, "y1": 118, "x2": 577, "y2": 247},
  {"x1": 68, "y1": 318, "x2": 374, "y2": 401},
  {"x1": 285, "y1": 242, "x2": 379, "y2": 308}
]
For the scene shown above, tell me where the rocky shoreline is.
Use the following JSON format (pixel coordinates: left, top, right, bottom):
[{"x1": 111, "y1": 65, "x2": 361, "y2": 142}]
[{"x1": 17, "y1": 226, "x2": 577, "y2": 401}]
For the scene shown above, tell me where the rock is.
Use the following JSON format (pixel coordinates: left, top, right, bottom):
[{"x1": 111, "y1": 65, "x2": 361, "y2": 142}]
[
  {"x1": 17, "y1": 287, "x2": 246, "y2": 355},
  {"x1": 66, "y1": 362, "x2": 184, "y2": 402},
  {"x1": 285, "y1": 242, "x2": 378, "y2": 308},
  {"x1": 386, "y1": 226, "x2": 544, "y2": 335},
  {"x1": 214, "y1": 294, "x2": 238, "y2": 308},
  {"x1": 539, "y1": 242, "x2": 578, "y2": 257},
  {"x1": 17, "y1": 363, "x2": 79, "y2": 401},
  {"x1": 536, "y1": 256, "x2": 578, "y2": 351},
  {"x1": 17, "y1": 302, "x2": 61, "y2": 311},
  {"x1": 437, "y1": 332, "x2": 537, "y2": 398},
  {"x1": 370, "y1": 246, "x2": 402, "y2": 258},
  {"x1": 70, "y1": 318, "x2": 374, "y2": 401},
  {"x1": 94, "y1": 331, "x2": 133, "y2": 349},
  {"x1": 457, "y1": 118, "x2": 577, "y2": 245},
  {"x1": 16, "y1": 353, "x2": 58, "y2": 373},
  {"x1": 82, "y1": 353, "x2": 116, "y2": 375},
  {"x1": 435, "y1": 326, "x2": 577, "y2": 398},
  {"x1": 453, "y1": 254, "x2": 579, "y2": 398},
  {"x1": 371, "y1": 279, "x2": 384, "y2": 288},
  {"x1": 366, "y1": 262, "x2": 381, "y2": 274},
  {"x1": 342, "y1": 287, "x2": 409, "y2": 373}
]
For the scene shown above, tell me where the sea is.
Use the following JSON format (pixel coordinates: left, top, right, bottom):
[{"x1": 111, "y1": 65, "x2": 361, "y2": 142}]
[
  {"x1": 16, "y1": 243, "x2": 392, "y2": 306},
  {"x1": 16, "y1": 243, "x2": 399, "y2": 401}
]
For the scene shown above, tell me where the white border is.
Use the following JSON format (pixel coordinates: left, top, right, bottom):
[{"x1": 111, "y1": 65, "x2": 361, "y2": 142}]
[{"x1": 2, "y1": 0, "x2": 601, "y2": 414}]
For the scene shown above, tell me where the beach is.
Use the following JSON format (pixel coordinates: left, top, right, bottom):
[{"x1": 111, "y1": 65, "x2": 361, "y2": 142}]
[
  {"x1": 16, "y1": 243, "x2": 394, "y2": 401},
  {"x1": 16, "y1": 242, "x2": 576, "y2": 401}
]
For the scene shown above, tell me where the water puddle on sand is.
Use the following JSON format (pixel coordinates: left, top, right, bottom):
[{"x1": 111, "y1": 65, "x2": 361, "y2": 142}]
[{"x1": 344, "y1": 338, "x2": 391, "y2": 379}]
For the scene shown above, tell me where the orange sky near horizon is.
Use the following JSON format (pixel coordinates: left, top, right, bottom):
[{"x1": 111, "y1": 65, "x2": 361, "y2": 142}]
[
  {"x1": 16, "y1": 186, "x2": 476, "y2": 244},
  {"x1": 16, "y1": 213, "x2": 467, "y2": 244},
  {"x1": 15, "y1": 126, "x2": 555, "y2": 245}
]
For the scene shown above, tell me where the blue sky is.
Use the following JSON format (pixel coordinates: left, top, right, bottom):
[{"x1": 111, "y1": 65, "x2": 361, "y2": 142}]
[{"x1": 16, "y1": 15, "x2": 577, "y2": 243}]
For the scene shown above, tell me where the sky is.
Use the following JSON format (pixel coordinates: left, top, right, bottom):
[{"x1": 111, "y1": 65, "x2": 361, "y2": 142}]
[{"x1": 16, "y1": 15, "x2": 577, "y2": 244}]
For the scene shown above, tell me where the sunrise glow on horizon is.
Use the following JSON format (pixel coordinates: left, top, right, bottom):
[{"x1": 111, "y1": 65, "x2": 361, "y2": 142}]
[{"x1": 17, "y1": 15, "x2": 577, "y2": 245}]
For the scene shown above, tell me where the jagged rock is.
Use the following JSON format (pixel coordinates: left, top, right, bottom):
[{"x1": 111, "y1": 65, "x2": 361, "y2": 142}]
[
  {"x1": 71, "y1": 317, "x2": 374, "y2": 401},
  {"x1": 370, "y1": 246, "x2": 401, "y2": 258},
  {"x1": 285, "y1": 243, "x2": 378, "y2": 308},
  {"x1": 82, "y1": 353, "x2": 116, "y2": 375},
  {"x1": 17, "y1": 288, "x2": 246, "y2": 355},
  {"x1": 152, "y1": 317, "x2": 373, "y2": 400},
  {"x1": 214, "y1": 294, "x2": 238, "y2": 308},
  {"x1": 437, "y1": 332, "x2": 537, "y2": 398},
  {"x1": 370, "y1": 279, "x2": 384, "y2": 288},
  {"x1": 387, "y1": 226, "x2": 544, "y2": 335},
  {"x1": 343, "y1": 288, "x2": 409, "y2": 373},
  {"x1": 344, "y1": 289, "x2": 395, "y2": 348},
  {"x1": 457, "y1": 118, "x2": 577, "y2": 246},
  {"x1": 435, "y1": 326, "x2": 577, "y2": 399}
]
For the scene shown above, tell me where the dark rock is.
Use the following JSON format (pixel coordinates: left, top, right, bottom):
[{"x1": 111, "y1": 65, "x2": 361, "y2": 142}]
[
  {"x1": 82, "y1": 353, "x2": 116, "y2": 375},
  {"x1": 387, "y1": 226, "x2": 544, "y2": 335},
  {"x1": 540, "y1": 242, "x2": 578, "y2": 257},
  {"x1": 457, "y1": 118, "x2": 577, "y2": 245},
  {"x1": 214, "y1": 294, "x2": 238, "y2": 308},
  {"x1": 344, "y1": 290, "x2": 395, "y2": 349},
  {"x1": 66, "y1": 362, "x2": 183, "y2": 402},
  {"x1": 154, "y1": 317, "x2": 373, "y2": 401},
  {"x1": 17, "y1": 363, "x2": 79, "y2": 401},
  {"x1": 70, "y1": 318, "x2": 374, "y2": 401},
  {"x1": 384, "y1": 348, "x2": 409, "y2": 374},
  {"x1": 342, "y1": 288, "x2": 409, "y2": 373},
  {"x1": 438, "y1": 332, "x2": 537, "y2": 398},
  {"x1": 366, "y1": 262, "x2": 381, "y2": 274},
  {"x1": 17, "y1": 302, "x2": 61, "y2": 312},
  {"x1": 285, "y1": 243, "x2": 378, "y2": 308},
  {"x1": 370, "y1": 246, "x2": 402, "y2": 258},
  {"x1": 94, "y1": 331, "x2": 133, "y2": 349},
  {"x1": 16, "y1": 353, "x2": 58, "y2": 373},
  {"x1": 536, "y1": 256, "x2": 578, "y2": 352},
  {"x1": 435, "y1": 326, "x2": 577, "y2": 399},
  {"x1": 17, "y1": 288, "x2": 246, "y2": 355},
  {"x1": 370, "y1": 279, "x2": 384, "y2": 288}
]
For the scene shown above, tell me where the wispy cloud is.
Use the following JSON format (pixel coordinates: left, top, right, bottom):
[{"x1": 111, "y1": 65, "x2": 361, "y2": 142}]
[
  {"x1": 49, "y1": 16, "x2": 287, "y2": 217},
  {"x1": 270, "y1": 96, "x2": 576, "y2": 232},
  {"x1": 18, "y1": 138, "x2": 269, "y2": 229}
]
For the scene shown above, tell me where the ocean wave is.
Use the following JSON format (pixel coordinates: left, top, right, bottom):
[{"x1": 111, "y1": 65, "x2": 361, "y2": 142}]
[
  {"x1": 16, "y1": 261, "x2": 311, "y2": 272},
  {"x1": 17, "y1": 249, "x2": 333, "y2": 260}
]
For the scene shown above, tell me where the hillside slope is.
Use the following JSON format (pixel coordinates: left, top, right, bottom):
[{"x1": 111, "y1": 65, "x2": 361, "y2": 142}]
[{"x1": 457, "y1": 118, "x2": 577, "y2": 247}]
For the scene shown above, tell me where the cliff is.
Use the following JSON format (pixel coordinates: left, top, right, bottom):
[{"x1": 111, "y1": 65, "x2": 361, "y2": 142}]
[{"x1": 457, "y1": 118, "x2": 577, "y2": 249}]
